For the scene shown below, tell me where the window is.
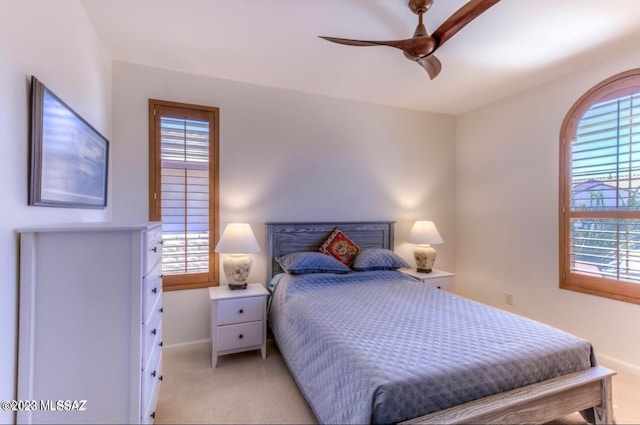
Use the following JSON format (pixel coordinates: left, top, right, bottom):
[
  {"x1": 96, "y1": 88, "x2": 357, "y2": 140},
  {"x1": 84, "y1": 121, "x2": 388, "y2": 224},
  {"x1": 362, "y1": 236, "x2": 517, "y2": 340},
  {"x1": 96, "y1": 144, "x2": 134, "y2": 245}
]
[
  {"x1": 560, "y1": 69, "x2": 640, "y2": 304},
  {"x1": 149, "y1": 100, "x2": 219, "y2": 291}
]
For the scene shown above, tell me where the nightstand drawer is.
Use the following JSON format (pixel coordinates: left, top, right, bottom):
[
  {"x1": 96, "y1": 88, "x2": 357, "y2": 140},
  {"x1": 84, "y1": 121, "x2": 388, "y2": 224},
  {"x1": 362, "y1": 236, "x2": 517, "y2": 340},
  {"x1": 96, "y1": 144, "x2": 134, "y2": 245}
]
[
  {"x1": 426, "y1": 276, "x2": 451, "y2": 291},
  {"x1": 217, "y1": 296, "x2": 264, "y2": 325},
  {"x1": 217, "y1": 321, "x2": 263, "y2": 351},
  {"x1": 399, "y1": 268, "x2": 454, "y2": 292}
]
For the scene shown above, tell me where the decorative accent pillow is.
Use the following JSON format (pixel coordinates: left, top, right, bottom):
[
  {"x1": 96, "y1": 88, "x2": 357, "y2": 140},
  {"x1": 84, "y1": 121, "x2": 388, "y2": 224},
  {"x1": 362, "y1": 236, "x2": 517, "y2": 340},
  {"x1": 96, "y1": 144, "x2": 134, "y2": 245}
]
[
  {"x1": 276, "y1": 252, "x2": 351, "y2": 274},
  {"x1": 351, "y1": 248, "x2": 410, "y2": 271},
  {"x1": 319, "y1": 227, "x2": 361, "y2": 267}
]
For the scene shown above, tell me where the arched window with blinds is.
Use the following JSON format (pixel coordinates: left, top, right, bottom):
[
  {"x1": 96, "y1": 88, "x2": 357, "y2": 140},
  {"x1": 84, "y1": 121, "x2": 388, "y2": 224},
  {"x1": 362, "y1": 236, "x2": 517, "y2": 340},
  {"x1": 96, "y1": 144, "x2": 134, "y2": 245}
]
[
  {"x1": 149, "y1": 100, "x2": 219, "y2": 291},
  {"x1": 560, "y1": 69, "x2": 640, "y2": 304}
]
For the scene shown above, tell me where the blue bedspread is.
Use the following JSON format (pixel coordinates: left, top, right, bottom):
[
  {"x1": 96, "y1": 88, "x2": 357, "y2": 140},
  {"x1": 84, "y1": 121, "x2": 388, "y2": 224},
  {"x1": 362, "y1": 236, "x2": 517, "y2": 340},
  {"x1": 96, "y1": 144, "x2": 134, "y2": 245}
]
[{"x1": 269, "y1": 270, "x2": 595, "y2": 424}]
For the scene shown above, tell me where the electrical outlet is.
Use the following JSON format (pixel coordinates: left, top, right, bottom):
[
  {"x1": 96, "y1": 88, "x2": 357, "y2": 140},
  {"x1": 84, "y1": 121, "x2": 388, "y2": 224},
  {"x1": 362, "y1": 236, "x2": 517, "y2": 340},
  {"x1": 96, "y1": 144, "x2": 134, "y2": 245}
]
[{"x1": 505, "y1": 292, "x2": 514, "y2": 306}]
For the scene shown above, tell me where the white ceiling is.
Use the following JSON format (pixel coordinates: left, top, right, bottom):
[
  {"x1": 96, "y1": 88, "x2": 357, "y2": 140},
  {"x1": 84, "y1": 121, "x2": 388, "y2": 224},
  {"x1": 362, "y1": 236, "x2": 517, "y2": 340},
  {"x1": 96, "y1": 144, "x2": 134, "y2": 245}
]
[{"x1": 81, "y1": 0, "x2": 640, "y2": 115}]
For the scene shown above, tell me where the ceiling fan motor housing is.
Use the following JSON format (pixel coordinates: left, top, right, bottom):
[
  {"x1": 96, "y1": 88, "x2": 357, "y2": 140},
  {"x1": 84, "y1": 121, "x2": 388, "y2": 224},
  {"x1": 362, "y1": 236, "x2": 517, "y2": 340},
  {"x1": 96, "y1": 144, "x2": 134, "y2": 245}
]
[{"x1": 409, "y1": 0, "x2": 433, "y2": 15}]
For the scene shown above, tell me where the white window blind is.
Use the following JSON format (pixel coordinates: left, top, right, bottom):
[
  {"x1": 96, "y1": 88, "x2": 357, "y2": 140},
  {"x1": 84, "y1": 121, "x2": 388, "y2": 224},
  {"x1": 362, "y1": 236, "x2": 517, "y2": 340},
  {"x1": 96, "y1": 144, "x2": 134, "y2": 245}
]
[
  {"x1": 160, "y1": 117, "x2": 210, "y2": 275},
  {"x1": 570, "y1": 93, "x2": 640, "y2": 283}
]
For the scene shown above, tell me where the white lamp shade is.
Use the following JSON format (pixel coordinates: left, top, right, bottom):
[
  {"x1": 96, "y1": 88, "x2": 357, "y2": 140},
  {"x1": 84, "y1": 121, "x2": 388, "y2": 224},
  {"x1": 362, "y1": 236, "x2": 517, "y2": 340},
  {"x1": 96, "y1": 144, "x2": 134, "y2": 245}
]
[
  {"x1": 214, "y1": 223, "x2": 260, "y2": 254},
  {"x1": 408, "y1": 221, "x2": 444, "y2": 245}
]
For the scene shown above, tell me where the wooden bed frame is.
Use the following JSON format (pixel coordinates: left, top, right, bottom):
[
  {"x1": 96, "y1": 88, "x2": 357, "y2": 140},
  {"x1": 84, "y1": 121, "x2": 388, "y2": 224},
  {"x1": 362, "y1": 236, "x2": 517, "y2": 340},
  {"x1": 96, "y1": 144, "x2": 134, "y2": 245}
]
[{"x1": 265, "y1": 221, "x2": 616, "y2": 425}]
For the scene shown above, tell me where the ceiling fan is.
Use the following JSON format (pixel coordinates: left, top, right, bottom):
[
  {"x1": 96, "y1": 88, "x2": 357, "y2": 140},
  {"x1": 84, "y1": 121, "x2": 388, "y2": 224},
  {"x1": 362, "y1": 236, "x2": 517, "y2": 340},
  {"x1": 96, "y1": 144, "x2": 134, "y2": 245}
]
[{"x1": 319, "y1": 0, "x2": 500, "y2": 80}]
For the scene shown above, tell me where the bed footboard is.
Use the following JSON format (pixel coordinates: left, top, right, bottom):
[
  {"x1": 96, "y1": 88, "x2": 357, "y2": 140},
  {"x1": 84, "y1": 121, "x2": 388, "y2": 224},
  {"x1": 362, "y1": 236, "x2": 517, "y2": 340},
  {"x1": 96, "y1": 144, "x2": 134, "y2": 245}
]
[{"x1": 400, "y1": 366, "x2": 615, "y2": 425}]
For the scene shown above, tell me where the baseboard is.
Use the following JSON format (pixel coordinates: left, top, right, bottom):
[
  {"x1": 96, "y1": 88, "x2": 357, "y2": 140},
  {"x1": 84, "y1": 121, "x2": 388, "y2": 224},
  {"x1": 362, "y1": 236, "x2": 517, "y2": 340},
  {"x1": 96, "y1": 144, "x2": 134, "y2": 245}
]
[
  {"x1": 163, "y1": 339, "x2": 210, "y2": 352},
  {"x1": 597, "y1": 352, "x2": 640, "y2": 377}
]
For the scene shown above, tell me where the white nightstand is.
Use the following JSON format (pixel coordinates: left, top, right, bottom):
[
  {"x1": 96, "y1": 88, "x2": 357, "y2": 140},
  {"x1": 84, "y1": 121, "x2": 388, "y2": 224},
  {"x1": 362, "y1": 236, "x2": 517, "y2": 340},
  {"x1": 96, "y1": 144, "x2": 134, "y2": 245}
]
[
  {"x1": 208, "y1": 283, "x2": 268, "y2": 367},
  {"x1": 399, "y1": 268, "x2": 454, "y2": 292}
]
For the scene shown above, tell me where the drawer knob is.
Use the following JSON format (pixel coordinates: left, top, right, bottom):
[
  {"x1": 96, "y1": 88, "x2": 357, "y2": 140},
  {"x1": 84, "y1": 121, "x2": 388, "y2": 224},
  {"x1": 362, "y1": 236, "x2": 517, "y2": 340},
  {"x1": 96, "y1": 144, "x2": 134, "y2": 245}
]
[
  {"x1": 159, "y1": 375, "x2": 164, "y2": 381},
  {"x1": 151, "y1": 370, "x2": 157, "y2": 378},
  {"x1": 238, "y1": 334, "x2": 244, "y2": 339},
  {"x1": 160, "y1": 240, "x2": 164, "y2": 245},
  {"x1": 238, "y1": 309, "x2": 244, "y2": 314},
  {"x1": 151, "y1": 328, "x2": 157, "y2": 335},
  {"x1": 159, "y1": 307, "x2": 164, "y2": 313},
  {"x1": 152, "y1": 247, "x2": 157, "y2": 253},
  {"x1": 151, "y1": 412, "x2": 155, "y2": 419},
  {"x1": 152, "y1": 287, "x2": 158, "y2": 294},
  {"x1": 159, "y1": 341, "x2": 164, "y2": 347}
]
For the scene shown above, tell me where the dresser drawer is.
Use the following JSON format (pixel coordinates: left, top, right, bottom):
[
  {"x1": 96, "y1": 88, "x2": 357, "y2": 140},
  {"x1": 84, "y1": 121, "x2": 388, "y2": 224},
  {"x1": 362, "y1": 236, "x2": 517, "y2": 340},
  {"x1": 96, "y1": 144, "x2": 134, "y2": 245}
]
[
  {"x1": 142, "y1": 364, "x2": 162, "y2": 424},
  {"x1": 143, "y1": 270, "x2": 162, "y2": 324},
  {"x1": 145, "y1": 226, "x2": 162, "y2": 275},
  {"x1": 217, "y1": 321, "x2": 263, "y2": 351},
  {"x1": 142, "y1": 346, "x2": 162, "y2": 424},
  {"x1": 143, "y1": 306, "x2": 163, "y2": 369},
  {"x1": 217, "y1": 296, "x2": 264, "y2": 325}
]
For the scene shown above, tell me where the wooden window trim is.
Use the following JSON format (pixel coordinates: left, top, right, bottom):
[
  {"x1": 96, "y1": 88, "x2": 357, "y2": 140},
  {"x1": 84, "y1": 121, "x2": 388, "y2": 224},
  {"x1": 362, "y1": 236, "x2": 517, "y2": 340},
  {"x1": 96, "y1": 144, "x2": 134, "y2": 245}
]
[
  {"x1": 149, "y1": 99, "x2": 220, "y2": 291},
  {"x1": 559, "y1": 68, "x2": 640, "y2": 305}
]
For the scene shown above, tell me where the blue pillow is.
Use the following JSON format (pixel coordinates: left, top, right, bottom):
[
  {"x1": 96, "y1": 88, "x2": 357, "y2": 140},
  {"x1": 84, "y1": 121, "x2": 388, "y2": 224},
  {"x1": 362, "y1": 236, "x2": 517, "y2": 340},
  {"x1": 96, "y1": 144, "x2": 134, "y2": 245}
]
[
  {"x1": 351, "y1": 248, "x2": 409, "y2": 271},
  {"x1": 276, "y1": 252, "x2": 351, "y2": 274}
]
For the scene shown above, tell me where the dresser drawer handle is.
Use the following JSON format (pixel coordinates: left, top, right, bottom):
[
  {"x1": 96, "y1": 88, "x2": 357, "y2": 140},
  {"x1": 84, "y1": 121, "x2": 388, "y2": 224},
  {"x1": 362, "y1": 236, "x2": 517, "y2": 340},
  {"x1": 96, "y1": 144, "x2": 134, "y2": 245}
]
[
  {"x1": 152, "y1": 287, "x2": 158, "y2": 294},
  {"x1": 160, "y1": 240, "x2": 164, "y2": 245},
  {"x1": 238, "y1": 334, "x2": 244, "y2": 339},
  {"x1": 159, "y1": 341, "x2": 164, "y2": 347},
  {"x1": 151, "y1": 370, "x2": 157, "y2": 378},
  {"x1": 151, "y1": 328, "x2": 157, "y2": 336},
  {"x1": 238, "y1": 309, "x2": 244, "y2": 314},
  {"x1": 151, "y1": 247, "x2": 157, "y2": 253},
  {"x1": 159, "y1": 375, "x2": 164, "y2": 381},
  {"x1": 159, "y1": 307, "x2": 164, "y2": 313},
  {"x1": 150, "y1": 412, "x2": 155, "y2": 419}
]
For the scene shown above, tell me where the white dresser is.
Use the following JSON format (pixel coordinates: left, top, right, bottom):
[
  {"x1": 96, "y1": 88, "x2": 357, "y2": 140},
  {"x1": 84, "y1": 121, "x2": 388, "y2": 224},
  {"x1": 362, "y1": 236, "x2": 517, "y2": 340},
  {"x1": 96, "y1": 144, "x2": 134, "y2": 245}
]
[{"x1": 17, "y1": 223, "x2": 163, "y2": 424}]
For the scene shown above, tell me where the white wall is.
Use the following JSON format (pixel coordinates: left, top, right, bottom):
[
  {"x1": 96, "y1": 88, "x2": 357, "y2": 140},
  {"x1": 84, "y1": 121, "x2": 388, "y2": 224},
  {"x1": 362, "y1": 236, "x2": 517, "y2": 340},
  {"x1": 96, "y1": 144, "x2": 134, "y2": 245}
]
[
  {"x1": 456, "y1": 37, "x2": 640, "y2": 371},
  {"x1": 111, "y1": 61, "x2": 457, "y2": 346},
  {"x1": 0, "y1": 1, "x2": 112, "y2": 422}
]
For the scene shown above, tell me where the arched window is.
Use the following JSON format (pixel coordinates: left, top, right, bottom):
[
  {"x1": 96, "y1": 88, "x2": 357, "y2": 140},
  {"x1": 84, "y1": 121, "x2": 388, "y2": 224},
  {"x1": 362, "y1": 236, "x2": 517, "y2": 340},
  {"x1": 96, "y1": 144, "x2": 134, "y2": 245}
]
[{"x1": 560, "y1": 69, "x2": 640, "y2": 305}]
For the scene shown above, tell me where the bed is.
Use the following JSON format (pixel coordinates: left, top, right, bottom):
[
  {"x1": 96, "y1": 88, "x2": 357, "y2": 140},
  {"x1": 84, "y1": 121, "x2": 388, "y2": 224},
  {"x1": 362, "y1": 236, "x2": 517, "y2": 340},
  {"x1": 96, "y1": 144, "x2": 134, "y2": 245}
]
[{"x1": 266, "y1": 221, "x2": 615, "y2": 424}]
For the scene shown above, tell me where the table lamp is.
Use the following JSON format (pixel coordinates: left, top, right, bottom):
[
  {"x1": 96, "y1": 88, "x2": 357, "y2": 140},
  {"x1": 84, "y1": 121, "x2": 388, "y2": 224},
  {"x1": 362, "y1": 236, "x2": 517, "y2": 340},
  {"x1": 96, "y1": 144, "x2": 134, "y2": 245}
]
[
  {"x1": 408, "y1": 220, "x2": 443, "y2": 273},
  {"x1": 214, "y1": 223, "x2": 260, "y2": 289}
]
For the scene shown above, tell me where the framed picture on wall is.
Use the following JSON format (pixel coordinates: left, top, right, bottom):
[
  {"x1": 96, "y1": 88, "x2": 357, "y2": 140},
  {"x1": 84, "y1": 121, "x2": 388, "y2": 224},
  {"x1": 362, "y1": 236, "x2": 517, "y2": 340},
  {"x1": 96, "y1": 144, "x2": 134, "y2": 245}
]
[{"x1": 29, "y1": 76, "x2": 109, "y2": 208}]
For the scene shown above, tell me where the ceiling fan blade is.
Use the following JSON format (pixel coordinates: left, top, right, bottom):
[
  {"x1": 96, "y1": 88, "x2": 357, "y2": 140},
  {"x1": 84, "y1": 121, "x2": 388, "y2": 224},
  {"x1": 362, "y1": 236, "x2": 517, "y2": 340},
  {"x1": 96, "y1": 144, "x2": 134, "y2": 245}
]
[
  {"x1": 320, "y1": 36, "x2": 434, "y2": 58},
  {"x1": 319, "y1": 36, "x2": 389, "y2": 47},
  {"x1": 431, "y1": 0, "x2": 500, "y2": 50},
  {"x1": 416, "y1": 55, "x2": 442, "y2": 80}
]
